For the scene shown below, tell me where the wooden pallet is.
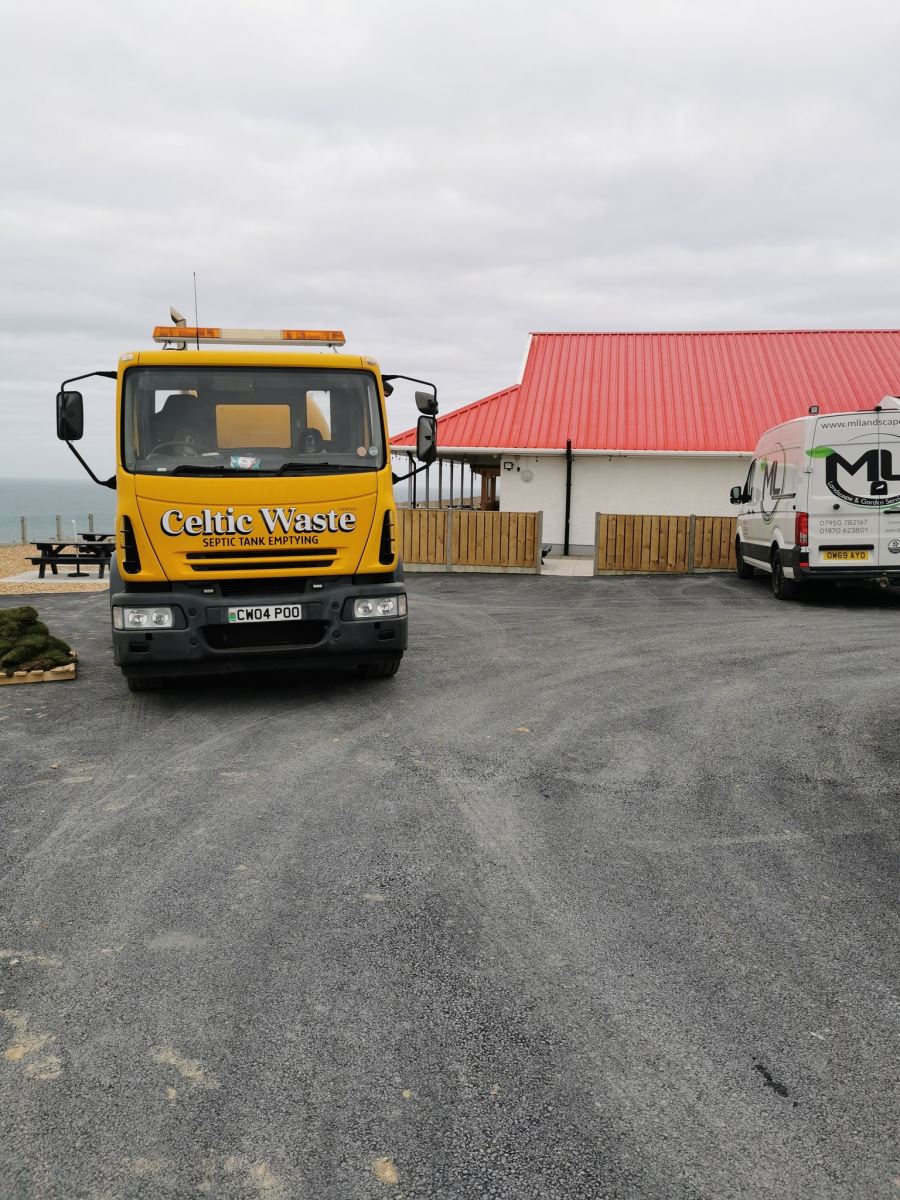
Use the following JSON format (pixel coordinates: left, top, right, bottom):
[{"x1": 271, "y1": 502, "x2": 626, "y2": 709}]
[{"x1": 0, "y1": 658, "x2": 77, "y2": 686}]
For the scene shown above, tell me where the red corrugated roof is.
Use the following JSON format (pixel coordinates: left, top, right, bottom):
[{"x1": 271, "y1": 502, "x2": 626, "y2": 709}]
[{"x1": 391, "y1": 330, "x2": 900, "y2": 452}]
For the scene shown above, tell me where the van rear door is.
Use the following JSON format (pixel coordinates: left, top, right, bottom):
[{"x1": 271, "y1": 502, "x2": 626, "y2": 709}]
[
  {"x1": 878, "y1": 411, "x2": 900, "y2": 566},
  {"x1": 807, "y1": 414, "x2": 882, "y2": 568}
]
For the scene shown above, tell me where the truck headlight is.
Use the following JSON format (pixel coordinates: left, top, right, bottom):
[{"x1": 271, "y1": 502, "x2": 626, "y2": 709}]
[
  {"x1": 113, "y1": 606, "x2": 175, "y2": 630},
  {"x1": 352, "y1": 594, "x2": 407, "y2": 619}
]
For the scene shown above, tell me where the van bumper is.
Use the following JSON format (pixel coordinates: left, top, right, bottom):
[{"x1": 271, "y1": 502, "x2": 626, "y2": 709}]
[
  {"x1": 768, "y1": 546, "x2": 900, "y2": 584},
  {"x1": 797, "y1": 562, "x2": 900, "y2": 585},
  {"x1": 110, "y1": 574, "x2": 408, "y2": 678}
]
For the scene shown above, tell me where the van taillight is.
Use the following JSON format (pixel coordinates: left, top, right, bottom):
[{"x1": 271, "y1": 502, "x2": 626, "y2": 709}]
[{"x1": 796, "y1": 512, "x2": 809, "y2": 546}]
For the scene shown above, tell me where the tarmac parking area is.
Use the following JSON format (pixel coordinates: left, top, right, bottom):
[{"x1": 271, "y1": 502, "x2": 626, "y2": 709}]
[{"x1": 0, "y1": 573, "x2": 897, "y2": 1199}]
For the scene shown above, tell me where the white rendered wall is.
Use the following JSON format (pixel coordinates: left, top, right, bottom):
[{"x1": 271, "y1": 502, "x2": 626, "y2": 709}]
[{"x1": 499, "y1": 454, "x2": 752, "y2": 548}]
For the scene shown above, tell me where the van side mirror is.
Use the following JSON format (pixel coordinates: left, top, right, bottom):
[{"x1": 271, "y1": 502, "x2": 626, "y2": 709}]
[
  {"x1": 56, "y1": 391, "x2": 84, "y2": 441},
  {"x1": 729, "y1": 485, "x2": 744, "y2": 504},
  {"x1": 416, "y1": 415, "x2": 437, "y2": 465}
]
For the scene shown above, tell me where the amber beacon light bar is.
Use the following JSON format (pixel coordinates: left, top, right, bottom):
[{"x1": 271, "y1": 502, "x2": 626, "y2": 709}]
[{"x1": 152, "y1": 327, "x2": 347, "y2": 347}]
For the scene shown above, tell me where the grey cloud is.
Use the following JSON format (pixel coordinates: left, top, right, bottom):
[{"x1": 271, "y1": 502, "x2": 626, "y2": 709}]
[{"x1": 2, "y1": 0, "x2": 899, "y2": 475}]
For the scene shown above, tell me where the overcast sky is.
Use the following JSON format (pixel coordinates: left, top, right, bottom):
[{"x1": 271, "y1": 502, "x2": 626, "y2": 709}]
[{"x1": 2, "y1": 0, "x2": 899, "y2": 479}]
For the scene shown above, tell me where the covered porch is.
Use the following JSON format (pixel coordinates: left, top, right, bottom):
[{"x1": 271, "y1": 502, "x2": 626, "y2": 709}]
[{"x1": 391, "y1": 448, "x2": 500, "y2": 511}]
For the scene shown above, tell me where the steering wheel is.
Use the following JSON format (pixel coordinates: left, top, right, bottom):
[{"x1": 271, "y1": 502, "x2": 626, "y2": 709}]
[{"x1": 146, "y1": 440, "x2": 216, "y2": 458}]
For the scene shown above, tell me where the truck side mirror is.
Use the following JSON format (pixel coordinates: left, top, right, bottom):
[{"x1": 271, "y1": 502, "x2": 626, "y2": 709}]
[
  {"x1": 415, "y1": 389, "x2": 438, "y2": 416},
  {"x1": 56, "y1": 391, "x2": 84, "y2": 441},
  {"x1": 729, "y1": 485, "x2": 744, "y2": 505},
  {"x1": 416, "y1": 415, "x2": 437, "y2": 465}
]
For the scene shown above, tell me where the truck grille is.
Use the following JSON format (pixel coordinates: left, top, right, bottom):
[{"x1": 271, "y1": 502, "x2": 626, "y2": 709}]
[
  {"x1": 185, "y1": 547, "x2": 337, "y2": 572},
  {"x1": 190, "y1": 560, "x2": 335, "y2": 572},
  {"x1": 185, "y1": 548, "x2": 337, "y2": 560}
]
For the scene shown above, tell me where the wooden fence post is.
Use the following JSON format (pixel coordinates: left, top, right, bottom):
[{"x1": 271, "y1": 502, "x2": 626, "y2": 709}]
[
  {"x1": 445, "y1": 508, "x2": 453, "y2": 572},
  {"x1": 593, "y1": 512, "x2": 600, "y2": 577},
  {"x1": 20, "y1": 516, "x2": 27, "y2": 545},
  {"x1": 534, "y1": 512, "x2": 543, "y2": 573},
  {"x1": 687, "y1": 514, "x2": 697, "y2": 573}
]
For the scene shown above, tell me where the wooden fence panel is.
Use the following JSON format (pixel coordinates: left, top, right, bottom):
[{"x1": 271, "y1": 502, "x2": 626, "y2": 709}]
[
  {"x1": 648, "y1": 517, "x2": 659, "y2": 571},
  {"x1": 595, "y1": 514, "x2": 737, "y2": 574},
  {"x1": 399, "y1": 509, "x2": 540, "y2": 571},
  {"x1": 398, "y1": 509, "x2": 446, "y2": 565},
  {"x1": 694, "y1": 516, "x2": 737, "y2": 570},
  {"x1": 667, "y1": 517, "x2": 678, "y2": 572},
  {"x1": 676, "y1": 518, "x2": 688, "y2": 573}
]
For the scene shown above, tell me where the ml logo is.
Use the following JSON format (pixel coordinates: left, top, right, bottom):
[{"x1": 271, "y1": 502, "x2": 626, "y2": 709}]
[
  {"x1": 809, "y1": 446, "x2": 900, "y2": 507},
  {"x1": 759, "y1": 445, "x2": 796, "y2": 524}
]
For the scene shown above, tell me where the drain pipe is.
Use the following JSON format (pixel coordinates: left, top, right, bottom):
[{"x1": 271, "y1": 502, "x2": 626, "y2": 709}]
[{"x1": 563, "y1": 439, "x2": 573, "y2": 556}]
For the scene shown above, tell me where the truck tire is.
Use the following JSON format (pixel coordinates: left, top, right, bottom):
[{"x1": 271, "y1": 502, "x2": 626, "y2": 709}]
[
  {"x1": 124, "y1": 672, "x2": 165, "y2": 692},
  {"x1": 735, "y1": 539, "x2": 755, "y2": 580},
  {"x1": 771, "y1": 548, "x2": 802, "y2": 601},
  {"x1": 357, "y1": 654, "x2": 402, "y2": 679}
]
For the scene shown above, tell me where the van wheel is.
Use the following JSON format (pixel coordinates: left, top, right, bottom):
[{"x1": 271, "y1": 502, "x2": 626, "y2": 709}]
[
  {"x1": 735, "y1": 539, "x2": 755, "y2": 579},
  {"x1": 771, "y1": 549, "x2": 802, "y2": 601},
  {"x1": 357, "y1": 655, "x2": 402, "y2": 679},
  {"x1": 124, "y1": 673, "x2": 165, "y2": 692}
]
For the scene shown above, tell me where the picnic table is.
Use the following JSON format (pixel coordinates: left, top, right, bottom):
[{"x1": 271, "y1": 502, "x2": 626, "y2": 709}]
[{"x1": 29, "y1": 536, "x2": 115, "y2": 579}]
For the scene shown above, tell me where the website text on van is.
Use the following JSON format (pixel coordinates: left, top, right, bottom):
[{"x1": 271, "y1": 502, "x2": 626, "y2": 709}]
[
  {"x1": 56, "y1": 321, "x2": 438, "y2": 690},
  {"x1": 730, "y1": 396, "x2": 900, "y2": 599}
]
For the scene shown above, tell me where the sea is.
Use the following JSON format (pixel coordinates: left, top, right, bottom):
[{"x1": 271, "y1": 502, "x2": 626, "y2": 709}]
[{"x1": 0, "y1": 478, "x2": 118, "y2": 544}]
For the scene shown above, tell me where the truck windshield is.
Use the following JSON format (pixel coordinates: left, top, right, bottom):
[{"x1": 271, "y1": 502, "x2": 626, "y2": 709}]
[{"x1": 122, "y1": 367, "x2": 384, "y2": 475}]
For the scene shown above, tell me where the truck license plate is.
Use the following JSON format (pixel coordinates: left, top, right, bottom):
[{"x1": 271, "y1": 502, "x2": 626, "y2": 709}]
[
  {"x1": 227, "y1": 604, "x2": 303, "y2": 624},
  {"x1": 822, "y1": 550, "x2": 869, "y2": 561}
]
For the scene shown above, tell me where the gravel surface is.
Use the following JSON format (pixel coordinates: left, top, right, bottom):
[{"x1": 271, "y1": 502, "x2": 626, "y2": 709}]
[{"x1": 0, "y1": 574, "x2": 897, "y2": 1199}]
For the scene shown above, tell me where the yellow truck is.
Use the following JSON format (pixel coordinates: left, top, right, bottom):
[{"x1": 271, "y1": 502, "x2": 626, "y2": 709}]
[{"x1": 56, "y1": 322, "x2": 437, "y2": 691}]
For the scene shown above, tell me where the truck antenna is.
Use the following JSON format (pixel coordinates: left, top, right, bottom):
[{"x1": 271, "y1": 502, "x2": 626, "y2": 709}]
[{"x1": 193, "y1": 273, "x2": 200, "y2": 350}]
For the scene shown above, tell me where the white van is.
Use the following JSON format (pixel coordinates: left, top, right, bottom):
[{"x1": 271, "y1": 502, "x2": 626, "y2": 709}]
[{"x1": 730, "y1": 396, "x2": 900, "y2": 599}]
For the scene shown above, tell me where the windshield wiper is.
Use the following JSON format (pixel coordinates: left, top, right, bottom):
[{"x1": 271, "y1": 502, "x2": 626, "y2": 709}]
[
  {"x1": 275, "y1": 461, "x2": 372, "y2": 475},
  {"x1": 167, "y1": 464, "x2": 265, "y2": 476},
  {"x1": 162, "y1": 461, "x2": 375, "y2": 476}
]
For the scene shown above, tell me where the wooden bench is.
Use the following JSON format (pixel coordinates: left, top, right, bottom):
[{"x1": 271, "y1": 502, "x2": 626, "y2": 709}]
[{"x1": 29, "y1": 543, "x2": 112, "y2": 579}]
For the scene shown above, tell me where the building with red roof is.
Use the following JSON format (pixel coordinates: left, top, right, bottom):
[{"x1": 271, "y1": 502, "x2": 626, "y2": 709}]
[{"x1": 393, "y1": 331, "x2": 900, "y2": 551}]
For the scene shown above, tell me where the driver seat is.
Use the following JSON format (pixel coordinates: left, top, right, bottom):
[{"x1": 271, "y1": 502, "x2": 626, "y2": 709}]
[{"x1": 155, "y1": 393, "x2": 216, "y2": 446}]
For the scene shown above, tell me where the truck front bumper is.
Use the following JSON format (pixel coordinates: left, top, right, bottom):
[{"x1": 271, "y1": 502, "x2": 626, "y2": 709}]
[{"x1": 110, "y1": 575, "x2": 408, "y2": 678}]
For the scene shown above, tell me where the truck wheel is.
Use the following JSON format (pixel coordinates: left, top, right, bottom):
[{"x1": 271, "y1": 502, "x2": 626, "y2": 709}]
[
  {"x1": 771, "y1": 549, "x2": 802, "y2": 601},
  {"x1": 735, "y1": 539, "x2": 755, "y2": 580},
  {"x1": 357, "y1": 655, "x2": 402, "y2": 678},
  {"x1": 124, "y1": 673, "x2": 165, "y2": 692}
]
